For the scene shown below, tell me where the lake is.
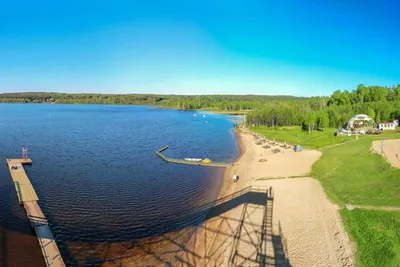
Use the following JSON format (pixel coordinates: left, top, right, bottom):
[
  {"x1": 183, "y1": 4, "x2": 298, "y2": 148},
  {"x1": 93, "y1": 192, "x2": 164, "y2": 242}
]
[{"x1": 0, "y1": 104, "x2": 239, "y2": 266}]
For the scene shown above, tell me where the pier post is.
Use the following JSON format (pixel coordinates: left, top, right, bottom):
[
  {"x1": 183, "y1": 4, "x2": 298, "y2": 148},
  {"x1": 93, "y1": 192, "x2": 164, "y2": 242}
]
[{"x1": 22, "y1": 147, "x2": 28, "y2": 159}]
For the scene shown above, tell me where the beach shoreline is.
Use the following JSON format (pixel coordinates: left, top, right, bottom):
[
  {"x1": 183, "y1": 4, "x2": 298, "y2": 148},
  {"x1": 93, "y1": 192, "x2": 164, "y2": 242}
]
[
  {"x1": 218, "y1": 130, "x2": 247, "y2": 199},
  {"x1": 178, "y1": 129, "x2": 355, "y2": 266},
  {"x1": 85, "y1": 128, "x2": 354, "y2": 266}
]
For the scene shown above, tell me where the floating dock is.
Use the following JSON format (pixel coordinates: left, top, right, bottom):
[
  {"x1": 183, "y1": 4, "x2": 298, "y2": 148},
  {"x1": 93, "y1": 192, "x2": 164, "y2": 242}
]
[
  {"x1": 155, "y1": 146, "x2": 233, "y2": 168},
  {"x1": 6, "y1": 156, "x2": 65, "y2": 267}
]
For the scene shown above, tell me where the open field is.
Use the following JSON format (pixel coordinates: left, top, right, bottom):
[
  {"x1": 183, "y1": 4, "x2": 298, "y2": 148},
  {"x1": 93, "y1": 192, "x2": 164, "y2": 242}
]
[
  {"x1": 315, "y1": 135, "x2": 400, "y2": 265},
  {"x1": 312, "y1": 136, "x2": 400, "y2": 206},
  {"x1": 251, "y1": 126, "x2": 355, "y2": 149},
  {"x1": 340, "y1": 209, "x2": 400, "y2": 267},
  {"x1": 252, "y1": 126, "x2": 400, "y2": 266}
]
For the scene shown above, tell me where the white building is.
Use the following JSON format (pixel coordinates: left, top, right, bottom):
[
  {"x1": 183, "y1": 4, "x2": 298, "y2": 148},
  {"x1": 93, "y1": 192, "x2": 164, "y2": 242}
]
[
  {"x1": 347, "y1": 114, "x2": 375, "y2": 130},
  {"x1": 378, "y1": 122, "x2": 396, "y2": 130}
]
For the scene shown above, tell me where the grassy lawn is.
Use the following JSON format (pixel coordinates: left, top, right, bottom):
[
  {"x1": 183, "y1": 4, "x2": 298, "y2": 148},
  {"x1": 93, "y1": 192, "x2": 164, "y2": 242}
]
[
  {"x1": 341, "y1": 209, "x2": 400, "y2": 267},
  {"x1": 250, "y1": 126, "x2": 400, "y2": 265},
  {"x1": 312, "y1": 134, "x2": 400, "y2": 206},
  {"x1": 251, "y1": 126, "x2": 355, "y2": 149}
]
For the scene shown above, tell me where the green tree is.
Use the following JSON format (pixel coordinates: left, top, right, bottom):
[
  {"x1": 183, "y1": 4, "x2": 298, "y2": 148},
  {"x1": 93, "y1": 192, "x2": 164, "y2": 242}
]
[
  {"x1": 367, "y1": 107, "x2": 376, "y2": 121},
  {"x1": 318, "y1": 111, "x2": 329, "y2": 132},
  {"x1": 305, "y1": 111, "x2": 317, "y2": 134},
  {"x1": 375, "y1": 111, "x2": 381, "y2": 123}
]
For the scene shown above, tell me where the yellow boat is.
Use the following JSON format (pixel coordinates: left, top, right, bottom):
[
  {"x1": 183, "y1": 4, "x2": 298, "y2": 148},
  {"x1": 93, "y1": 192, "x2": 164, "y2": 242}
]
[{"x1": 202, "y1": 158, "x2": 212, "y2": 163}]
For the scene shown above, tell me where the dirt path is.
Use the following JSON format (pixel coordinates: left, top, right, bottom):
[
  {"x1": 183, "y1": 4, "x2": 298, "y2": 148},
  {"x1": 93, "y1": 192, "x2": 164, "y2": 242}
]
[
  {"x1": 346, "y1": 204, "x2": 400, "y2": 212},
  {"x1": 252, "y1": 178, "x2": 354, "y2": 267},
  {"x1": 320, "y1": 139, "x2": 358, "y2": 150},
  {"x1": 372, "y1": 139, "x2": 400, "y2": 168}
]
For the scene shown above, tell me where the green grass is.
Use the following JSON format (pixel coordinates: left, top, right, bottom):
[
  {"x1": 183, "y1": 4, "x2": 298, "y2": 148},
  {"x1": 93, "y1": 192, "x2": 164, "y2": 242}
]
[
  {"x1": 251, "y1": 126, "x2": 355, "y2": 149},
  {"x1": 250, "y1": 126, "x2": 400, "y2": 265},
  {"x1": 341, "y1": 209, "x2": 400, "y2": 267},
  {"x1": 312, "y1": 135, "x2": 400, "y2": 206},
  {"x1": 311, "y1": 131, "x2": 400, "y2": 266}
]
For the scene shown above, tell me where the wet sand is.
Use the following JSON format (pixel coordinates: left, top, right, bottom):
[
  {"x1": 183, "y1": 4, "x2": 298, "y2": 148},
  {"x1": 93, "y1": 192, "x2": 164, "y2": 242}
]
[{"x1": 0, "y1": 226, "x2": 45, "y2": 267}]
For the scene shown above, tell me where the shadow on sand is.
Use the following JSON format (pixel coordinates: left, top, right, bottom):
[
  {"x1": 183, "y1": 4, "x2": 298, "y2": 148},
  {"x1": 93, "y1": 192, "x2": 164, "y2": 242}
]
[{"x1": 67, "y1": 186, "x2": 291, "y2": 267}]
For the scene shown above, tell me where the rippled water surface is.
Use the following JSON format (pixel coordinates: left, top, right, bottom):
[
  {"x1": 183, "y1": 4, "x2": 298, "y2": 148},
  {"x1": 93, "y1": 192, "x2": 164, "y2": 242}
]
[{"x1": 0, "y1": 104, "x2": 239, "y2": 266}]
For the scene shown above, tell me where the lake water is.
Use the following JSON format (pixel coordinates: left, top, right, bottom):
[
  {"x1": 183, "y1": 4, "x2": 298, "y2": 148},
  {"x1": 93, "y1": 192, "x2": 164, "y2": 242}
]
[{"x1": 0, "y1": 104, "x2": 239, "y2": 266}]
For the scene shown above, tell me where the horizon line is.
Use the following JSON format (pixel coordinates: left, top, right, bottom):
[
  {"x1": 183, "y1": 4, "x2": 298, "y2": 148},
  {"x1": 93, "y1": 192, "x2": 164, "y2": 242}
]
[{"x1": 0, "y1": 91, "x2": 325, "y2": 98}]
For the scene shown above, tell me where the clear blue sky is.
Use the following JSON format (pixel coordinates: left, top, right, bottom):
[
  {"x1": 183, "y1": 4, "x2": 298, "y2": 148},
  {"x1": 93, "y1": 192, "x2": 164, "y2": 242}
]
[{"x1": 0, "y1": 0, "x2": 399, "y2": 96}]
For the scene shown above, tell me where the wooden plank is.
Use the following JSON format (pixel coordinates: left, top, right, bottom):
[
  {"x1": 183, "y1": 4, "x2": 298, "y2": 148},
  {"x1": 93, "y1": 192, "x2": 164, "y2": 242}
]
[
  {"x1": 7, "y1": 162, "x2": 38, "y2": 203},
  {"x1": 24, "y1": 202, "x2": 65, "y2": 267},
  {"x1": 7, "y1": 158, "x2": 32, "y2": 165},
  {"x1": 6, "y1": 159, "x2": 65, "y2": 267}
]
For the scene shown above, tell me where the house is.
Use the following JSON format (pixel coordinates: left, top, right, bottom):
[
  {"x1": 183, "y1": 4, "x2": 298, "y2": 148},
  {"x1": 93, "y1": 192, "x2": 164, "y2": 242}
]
[
  {"x1": 393, "y1": 119, "x2": 399, "y2": 127},
  {"x1": 378, "y1": 122, "x2": 396, "y2": 130}
]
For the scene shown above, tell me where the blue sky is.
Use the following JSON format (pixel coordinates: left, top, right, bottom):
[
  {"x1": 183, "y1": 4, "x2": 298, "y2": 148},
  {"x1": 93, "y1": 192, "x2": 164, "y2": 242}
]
[{"x1": 0, "y1": 0, "x2": 399, "y2": 96}]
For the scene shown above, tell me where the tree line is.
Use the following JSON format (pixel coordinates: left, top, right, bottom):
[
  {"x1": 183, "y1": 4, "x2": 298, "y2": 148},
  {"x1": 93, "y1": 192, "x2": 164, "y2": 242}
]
[
  {"x1": 1, "y1": 84, "x2": 399, "y2": 131},
  {"x1": 0, "y1": 92, "x2": 302, "y2": 110},
  {"x1": 247, "y1": 84, "x2": 400, "y2": 131}
]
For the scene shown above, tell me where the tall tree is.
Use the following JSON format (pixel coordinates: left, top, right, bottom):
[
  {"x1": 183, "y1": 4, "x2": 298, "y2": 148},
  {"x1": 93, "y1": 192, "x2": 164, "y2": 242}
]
[
  {"x1": 367, "y1": 107, "x2": 376, "y2": 121},
  {"x1": 318, "y1": 111, "x2": 329, "y2": 132},
  {"x1": 375, "y1": 111, "x2": 381, "y2": 123},
  {"x1": 305, "y1": 111, "x2": 317, "y2": 134}
]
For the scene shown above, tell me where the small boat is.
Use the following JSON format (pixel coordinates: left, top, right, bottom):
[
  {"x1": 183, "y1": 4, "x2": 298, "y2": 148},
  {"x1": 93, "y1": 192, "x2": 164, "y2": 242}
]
[
  {"x1": 184, "y1": 158, "x2": 202, "y2": 162},
  {"x1": 193, "y1": 114, "x2": 197, "y2": 117},
  {"x1": 203, "y1": 115, "x2": 206, "y2": 118},
  {"x1": 202, "y1": 158, "x2": 212, "y2": 163}
]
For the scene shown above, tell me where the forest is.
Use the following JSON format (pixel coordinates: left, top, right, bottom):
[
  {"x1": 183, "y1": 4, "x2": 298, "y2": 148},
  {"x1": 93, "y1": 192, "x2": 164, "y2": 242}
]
[
  {"x1": 247, "y1": 84, "x2": 400, "y2": 130},
  {"x1": 1, "y1": 84, "x2": 399, "y2": 130}
]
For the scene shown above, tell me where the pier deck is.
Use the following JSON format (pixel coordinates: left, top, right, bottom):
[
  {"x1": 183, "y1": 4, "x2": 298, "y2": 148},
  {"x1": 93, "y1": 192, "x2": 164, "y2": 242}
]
[
  {"x1": 156, "y1": 146, "x2": 233, "y2": 168},
  {"x1": 6, "y1": 159, "x2": 65, "y2": 267},
  {"x1": 7, "y1": 159, "x2": 37, "y2": 203}
]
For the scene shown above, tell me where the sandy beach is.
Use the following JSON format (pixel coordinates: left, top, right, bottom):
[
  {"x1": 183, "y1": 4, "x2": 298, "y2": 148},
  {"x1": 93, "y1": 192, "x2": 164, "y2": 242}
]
[
  {"x1": 67, "y1": 130, "x2": 355, "y2": 266},
  {"x1": 177, "y1": 131, "x2": 354, "y2": 266},
  {"x1": 372, "y1": 139, "x2": 400, "y2": 168}
]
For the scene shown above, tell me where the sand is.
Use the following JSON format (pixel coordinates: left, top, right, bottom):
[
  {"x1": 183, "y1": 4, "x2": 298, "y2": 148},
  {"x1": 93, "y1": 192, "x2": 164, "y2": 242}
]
[
  {"x1": 252, "y1": 178, "x2": 354, "y2": 266},
  {"x1": 372, "y1": 139, "x2": 400, "y2": 168},
  {"x1": 178, "y1": 131, "x2": 354, "y2": 266},
  {"x1": 64, "y1": 131, "x2": 354, "y2": 266}
]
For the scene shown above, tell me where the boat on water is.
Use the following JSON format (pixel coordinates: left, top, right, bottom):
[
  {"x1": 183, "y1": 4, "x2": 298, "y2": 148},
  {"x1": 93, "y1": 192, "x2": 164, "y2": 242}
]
[
  {"x1": 202, "y1": 158, "x2": 212, "y2": 163},
  {"x1": 193, "y1": 114, "x2": 197, "y2": 117},
  {"x1": 184, "y1": 158, "x2": 202, "y2": 162},
  {"x1": 203, "y1": 115, "x2": 206, "y2": 118}
]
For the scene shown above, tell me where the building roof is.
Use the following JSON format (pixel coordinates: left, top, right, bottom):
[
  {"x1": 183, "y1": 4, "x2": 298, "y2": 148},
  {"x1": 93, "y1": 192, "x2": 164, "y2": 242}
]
[{"x1": 347, "y1": 114, "x2": 375, "y2": 128}]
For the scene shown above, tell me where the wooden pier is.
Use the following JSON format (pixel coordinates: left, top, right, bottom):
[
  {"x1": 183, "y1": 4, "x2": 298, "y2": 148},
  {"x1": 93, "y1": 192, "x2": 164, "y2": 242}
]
[
  {"x1": 155, "y1": 146, "x2": 233, "y2": 168},
  {"x1": 6, "y1": 154, "x2": 65, "y2": 267}
]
